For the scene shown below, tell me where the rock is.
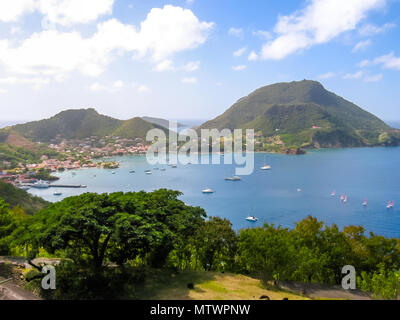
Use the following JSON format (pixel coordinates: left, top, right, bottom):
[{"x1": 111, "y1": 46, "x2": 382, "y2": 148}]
[
  {"x1": 187, "y1": 283, "x2": 194, "y2": 290},
  {"x1": 286, "y1": 148, "x2": 306, "y2": 155},
  {"x1": 282, "y1": 297, "x2": 289, "y2": 300},
  {"x1": 259, "y1": 295, "x2": 270, "y2": 300}
]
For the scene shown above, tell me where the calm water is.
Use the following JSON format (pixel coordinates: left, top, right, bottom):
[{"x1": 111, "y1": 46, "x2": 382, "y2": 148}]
[{"x1": 28, "y1": 148, "x2": 400, "y2": 238}]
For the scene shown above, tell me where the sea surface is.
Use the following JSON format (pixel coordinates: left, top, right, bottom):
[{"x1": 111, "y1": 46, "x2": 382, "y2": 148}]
[{"x1": 28, "y1": 147, "x2": 400, "y2": 238}]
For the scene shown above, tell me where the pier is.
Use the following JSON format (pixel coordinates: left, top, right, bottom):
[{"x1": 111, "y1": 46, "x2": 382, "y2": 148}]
[
  {"x1": 25, "y1": 184, "x2": 87, "y2": 189},
  {"x1": 50, "y1": 184, "x2": 87, "y2": 188}
]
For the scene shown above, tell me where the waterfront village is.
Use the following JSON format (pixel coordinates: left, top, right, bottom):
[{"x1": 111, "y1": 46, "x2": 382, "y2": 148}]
[
  {"x1": 0, "y1": 130, "x2": 303, "y2": 189},
  {"x1": 0, "y1": 135, "x2": 150, "y2": 187}
]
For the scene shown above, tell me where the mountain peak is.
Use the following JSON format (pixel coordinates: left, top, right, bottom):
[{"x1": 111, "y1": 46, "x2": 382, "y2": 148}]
[{"x1": 200, "y1": 80, "x2": 391, "y2": 149}]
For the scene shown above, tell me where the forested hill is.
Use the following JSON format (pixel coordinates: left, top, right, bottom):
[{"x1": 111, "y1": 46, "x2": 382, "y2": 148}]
[
  {"x1": 11, "y1": 108, "x2": 168, "y2": 142},
  {"x1": 0, "y1": 180, "x2": 49, "y2": 214},
  {"x1": 200, "y1": 80, "x2": 400, "y2": 148}
]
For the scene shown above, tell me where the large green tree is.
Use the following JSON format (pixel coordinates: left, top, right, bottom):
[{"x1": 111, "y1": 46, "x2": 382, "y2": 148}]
[{"x1": 19, "y1": 190, "x2": 205, "y2": 270}]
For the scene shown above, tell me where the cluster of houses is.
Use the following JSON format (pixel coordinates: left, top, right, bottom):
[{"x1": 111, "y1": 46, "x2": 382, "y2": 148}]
[{"x1": 0, "y1": 135, "x2": 152, "y2": 187}]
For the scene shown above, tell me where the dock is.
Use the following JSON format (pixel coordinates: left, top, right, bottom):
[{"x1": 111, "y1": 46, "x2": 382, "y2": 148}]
[
  {"x1": 25, "y1": 184, "x2": 87, "y2": 189},
  {"x1": 50, "y1": 184, "x2": 87, "y2": 188}
]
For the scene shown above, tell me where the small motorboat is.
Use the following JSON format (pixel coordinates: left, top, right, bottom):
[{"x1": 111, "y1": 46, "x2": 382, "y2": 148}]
[
  {"x1": 171, "y1": 164, "x2": 177, "y2": 168},
  {"x1": 340, "y1": 195, "x2": 345, "y2": 201},
  {"x1": 246, "y1": 216, "x2": 258, "y2": 222},
  {"x1": 53, "y1": 190, "x2": 62, "y2": 196},
  {"x1": 362, "y1": 199, "x2": 368, "y2": 207},
  {"x1": 160, "y1": 168, "x2": 166, "y2": 171},
  {"x1": 202, "y1": 188, "x2": 214, "y2": 194},
  {"x1": 129, "y1": 170, "x2": 135, "y2": 173},
  {"x1": 387, "y1": 201, "x2": 394, "y2": 209},
  {"x1": 145, "y1": 170, "x2": 152, "y2": 175},
  {"x1": 112, "y1": 171, "x2": 116, "y2": 174},
  {"x1": 225, "y1": 176, "x2": 241, "y2": 181},
  {"x1": 297, "y1": 188, "x2": 302, "y2": 192},
  {"x1": 331, "y1": 191, "x2": 336, "y2": 197}
]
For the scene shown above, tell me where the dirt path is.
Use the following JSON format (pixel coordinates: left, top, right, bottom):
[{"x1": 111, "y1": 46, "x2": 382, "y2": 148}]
[
  {"x1": 279, "y1": 281, "x2": 372, "y2": 300},
  {"x1": 0, "y1": 276, "x2": 41, "y2": 300}
]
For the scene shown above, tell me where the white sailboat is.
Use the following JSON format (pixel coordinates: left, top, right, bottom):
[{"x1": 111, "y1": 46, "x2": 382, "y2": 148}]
[
  {"x1": 362, "y1": 199, "x2": 368, "y2": 207},
  {"x1": 260, "y1": 156, "x2": 271, "y2": 170}
]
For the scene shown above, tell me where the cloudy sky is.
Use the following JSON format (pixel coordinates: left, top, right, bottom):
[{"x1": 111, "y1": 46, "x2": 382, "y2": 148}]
[{"x1": 0, "y1": 0, "x2": 399, "y2": 122}]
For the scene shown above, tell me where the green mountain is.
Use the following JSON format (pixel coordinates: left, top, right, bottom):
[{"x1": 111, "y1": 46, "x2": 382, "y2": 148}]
[
  {"x1": 200, "y1": 80, "x2": 399, "y2": 149},
  {"x1": 12, "y1": 108, "x2": 168, "y2": 142},
  {"x1": 141, "y1": 116, "x2": 186, "y2": 129},
  {"x1": 0, "y1": 180, "x2": 49, "y2": 214},
  {"x1": 112, "y1": 117, "x2": 168, "y2": 139}
]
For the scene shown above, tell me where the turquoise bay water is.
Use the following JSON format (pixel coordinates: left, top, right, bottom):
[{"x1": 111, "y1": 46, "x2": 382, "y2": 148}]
[{"x1": 28, "y1": 147, "x2": 400, "y2": 238}]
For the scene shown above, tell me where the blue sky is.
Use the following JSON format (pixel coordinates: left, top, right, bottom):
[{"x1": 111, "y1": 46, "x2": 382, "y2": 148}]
[{"x1": 0, "y1": 0, "x2": 399, "y2": 122}]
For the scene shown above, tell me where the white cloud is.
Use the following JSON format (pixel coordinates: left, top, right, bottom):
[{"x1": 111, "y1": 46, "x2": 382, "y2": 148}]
[
  {"x1": 358, "y1": 23, "x2": 396, "y2": 36},
  {"x1": 342, "y1": 70, "x2": 382, "y2": 82},
  {"x1": 10, "y1": 27, "x2": 23, "y2": 35},
  {"x1": 135, "y1": 5, "x2": 214, "y2": 61},
  {"x1": 228, "y1": 27, "x2": 243, "y2": 38},
  {"x1": 318, "y1": 72, "x2": 336, "y2": 79},
  {"x1": 232, "y1": 65, "x2": 247, "y2": 71},
  {"x1": 153, "y1": 60, "x2": 175, "y2": 72},
  {"x1": 37, "y1": 0, "x2": 114, "y2": 26},
  {"x1": 253, "y1": 30, "x2": 272, "y2": 40},
  {"x1": 182, "y1": 77, "x2": 197, "y2": 84},
  {"x1": 0, "y1": 0, "x2": 36, "y2": 22},
  {"x1": 233, "y1": 47, "x2": 247, "y2": 57},
  {"x1": 153, "y1": 60, "x2": 200, "y2": 72},
  {"x1": 343, "y1": 71, "x2": 364, "y2": 79},
  {"x1": 112, "y1": 80, "x2": 124, "y2": 88},
  {"x1": 373, "y1": 52, "x2": 400, "y2": 70},
  {"x1": 363, "y1": 73, "x2": 383, "y2": 82},
  {"x1": 357, "y1": 59, "x2": 370, "y2": 67},
  {"x1": 0, "y1": 76, "x2": 50, "y2": 89},
  {"x1": 137, "y1": 85, "x2": 151, "y2": 93},
  {"x1": 89, "y1": 82, "x2": 106, "y2": 92},
  {"x1": 181, "y1": 61, "x2": 200, "y2": 72},
  {"x1": 0, "y1": 0, "x2": 114, "y2": 25},
  {"x1": 352, "y1": 39, "x2": 372, "y2": 53},
  {"x1": 0, "y1": 5, "x2": 214, "y2": 82},
  {"x1": 248, "y1": 51, "x2": 258, "y2": 61},
  {"x1": 254, "y1": 0, "x2": 386, "y2": 60}
]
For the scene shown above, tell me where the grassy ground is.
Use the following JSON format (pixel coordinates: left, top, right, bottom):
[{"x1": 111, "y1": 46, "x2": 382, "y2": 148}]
[{"x1": 131, "y1": 270, "x2": 308, "y2": 300}]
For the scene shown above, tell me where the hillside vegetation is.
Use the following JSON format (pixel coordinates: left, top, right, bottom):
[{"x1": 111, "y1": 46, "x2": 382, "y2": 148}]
[
  {"x1": 0, "y1": 129, "x2": 59, "y2": 167},
  {"x1": 0, "y1": 180, "x2": 49, "y2": 215},
  {"x1": 12, "y1": 108, "x2": 168, "y2": 142},
  {"x1": 200, "y1": 80, "x2": 400, "y2": 149}
]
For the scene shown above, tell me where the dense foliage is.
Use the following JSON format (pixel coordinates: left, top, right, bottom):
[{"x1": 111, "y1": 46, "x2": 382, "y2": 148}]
[
  {"x1": 1, "y1": 190, "x2": 400, "y2": 299},
  {"x1": 0, "y1": 180, "x2": 49, "y2": 215}
]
